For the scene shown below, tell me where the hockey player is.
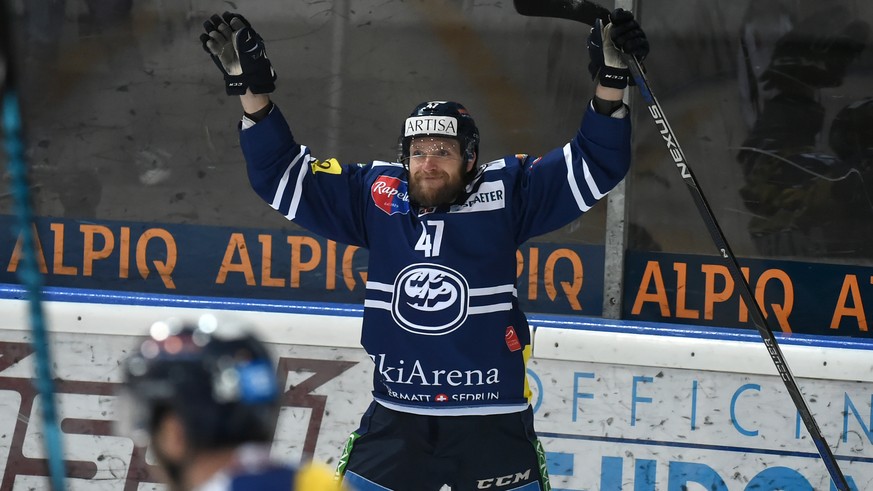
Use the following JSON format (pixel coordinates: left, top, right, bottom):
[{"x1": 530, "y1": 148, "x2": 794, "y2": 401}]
[
  {"x1": 736, "y1": 5, "x2": 870, "y2": 259},
  {"x1": 201, "y1": 9, "x2": 648, "y2": 491},
  {"x1": 116, "y1": 314, "x2": 343, "y2": 490}
]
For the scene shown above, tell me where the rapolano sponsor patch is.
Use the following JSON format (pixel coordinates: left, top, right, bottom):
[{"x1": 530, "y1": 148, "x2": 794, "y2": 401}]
[{"x1": 371, "y1": 175, "x2": 411, "y2": 215}]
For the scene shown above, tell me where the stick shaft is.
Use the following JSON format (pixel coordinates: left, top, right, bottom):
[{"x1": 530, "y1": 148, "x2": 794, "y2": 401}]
[
  {"x1": 513, "y1": 0, "x2": 853, "y2": 486},
  {"x1": 623, "y1": 54, "x2": 851, "y2": 491},
  {"x1": 513, "y1": 0, "x2": 609, "y2": 26},
  {"x1": 1, "y1": 1, "x2": 68, "y2": 488}
]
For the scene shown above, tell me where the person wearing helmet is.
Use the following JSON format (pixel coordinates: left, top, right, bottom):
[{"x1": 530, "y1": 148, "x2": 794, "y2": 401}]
[
  {"x1": 735, "y1": 7, "x2": 871, "y2": 260},
  {"x1": 398, "y1": 101, "x2": 481, "y2": 208},
  {"x1": 201, "y1": 9, "x2": 648, "y2": 491},
  {"x1": 737, "y1": 95, "x2": 873, "y2": 259},
  {"x1": 116, "y1": 314, "x2": 343, "y2": 491}
]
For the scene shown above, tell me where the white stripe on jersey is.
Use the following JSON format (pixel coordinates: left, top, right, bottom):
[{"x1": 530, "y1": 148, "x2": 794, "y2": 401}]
[
  {"x1": 582, "y1": 151, "x2": 606, "y2": 201},
  {"x1": 375, "y1": 398, "x2": 529, "y2": 416},
  {"x1": 364, "y1": 303, "x2": 511, "y2": 316},
  {"x1": 364, "y1": 299, "x2": 392, "y2": 310},
  {"x1": 366, "y1": 281, "x2": 394, "y2": 292},
  {"x1": 270, "y1": 146, "x2": 305, "y2": 211},
  {"x1": 468, "y1": 303, "x2": 513, "y2": 314},
  {"x1": 365, "y1": 279, "x2": 514, "y2": 315},
  {"x1": 564, "y1": 143, "x2": 592, "y2": 212},
  {"x1": 482, "y1": 159, "x2": 506, "y2": 171},
  {"x1": 274, "y1": 146, "x2": 310, "y2": 220},
  {"x1": 469, "y1": 284, "x2": 517, "y2": 296},
  {"x1": 286, "y1": 150, "x2": 311, "y2": 220},
  {"x1": 367, "y1": 281, "x2": 515, "y2": 297},
  {"x1": 372, "y1": 160, "x2": 404, "y2": 168}
]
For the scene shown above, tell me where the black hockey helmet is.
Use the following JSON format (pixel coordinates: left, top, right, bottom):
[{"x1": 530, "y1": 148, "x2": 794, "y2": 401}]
[
  {"x1": 830, "y1": 98, "x2": 873, "y2": 161},
  {"x1": 117, "y1": 314, "x2": 280, "y2": 450},
  {"x1": 399, "y1": 100, "x2": 480, "y2": 170}
]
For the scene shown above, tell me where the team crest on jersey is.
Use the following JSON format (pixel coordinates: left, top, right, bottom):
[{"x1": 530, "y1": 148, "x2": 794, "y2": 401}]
[
  {"x1": 392, "y1": 263, "x2": 469, "y2": 335},
  {"x1": 371, "y1": 176, "x2": 411, "y2": 215}
]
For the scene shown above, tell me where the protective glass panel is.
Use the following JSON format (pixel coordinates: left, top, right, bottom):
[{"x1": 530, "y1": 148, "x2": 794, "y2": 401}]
[{"x1": 627, "y1": 0, "x2": 873, "y2": 265}]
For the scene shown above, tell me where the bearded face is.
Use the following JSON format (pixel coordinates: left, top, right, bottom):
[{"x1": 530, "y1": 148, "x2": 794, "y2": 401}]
[{"x1": 406, "y1": 137, "x2": 474, "y2": 207}]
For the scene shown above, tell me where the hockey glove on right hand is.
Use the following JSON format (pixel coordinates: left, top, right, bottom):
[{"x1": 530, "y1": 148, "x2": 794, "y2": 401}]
[
  {"x1": 201, "y1": 12, "x2": 276, "y2": 96},
  {"x1": 587, "y1": 8, "x2": 650, "y2": 90}
]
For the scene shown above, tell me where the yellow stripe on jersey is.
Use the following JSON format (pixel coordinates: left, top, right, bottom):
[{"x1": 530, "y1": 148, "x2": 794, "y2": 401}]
[{"x1": 523, "y1": 343, "x2": 533, "y2": 402}]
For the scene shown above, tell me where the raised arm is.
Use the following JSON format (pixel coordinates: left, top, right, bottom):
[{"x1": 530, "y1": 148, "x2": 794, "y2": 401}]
[
  {"x1": 515, "y1": 9, "x2": 650, "y2": 241},
  {"x1": 588, "y1": 8, "x2": 650, "y2": 114},
  {"x1": 200, "y1": 12, "x2": 275, "y2": 118}
]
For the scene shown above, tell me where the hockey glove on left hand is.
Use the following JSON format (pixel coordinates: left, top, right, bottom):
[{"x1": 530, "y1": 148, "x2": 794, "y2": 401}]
[
  {"x1": 587, "y1": 8, "x2": 650, "y2": 90},
  {"x1": 201, "y1": 12, "x2": 276, "y2": 95}
]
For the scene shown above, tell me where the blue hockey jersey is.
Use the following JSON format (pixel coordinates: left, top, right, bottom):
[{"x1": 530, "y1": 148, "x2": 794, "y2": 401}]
[{"x1": 240, "y1": 103, "x2": 631, "y2": 416}]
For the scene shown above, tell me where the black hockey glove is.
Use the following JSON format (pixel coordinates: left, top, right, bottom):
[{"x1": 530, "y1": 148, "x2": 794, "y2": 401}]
[
  {"x1": 587, "y1": 8, "x2": 650, "y2": 89},
  {"x1": 200, "y1": 12, "x2": 276, "y2": 96}
]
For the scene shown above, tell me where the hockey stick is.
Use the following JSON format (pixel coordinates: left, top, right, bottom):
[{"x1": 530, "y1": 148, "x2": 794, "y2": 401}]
[
  {"x1": 513, "y1": 1, "x2": 852, "y2": 489},
  {"x1": 1, "y1": 2, "x2": 68, "y2": 490}
]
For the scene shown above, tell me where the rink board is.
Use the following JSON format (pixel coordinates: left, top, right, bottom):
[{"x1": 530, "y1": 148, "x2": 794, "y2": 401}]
[{"x1": 0, "y1": 289, "x2": 870, "y2": 490}]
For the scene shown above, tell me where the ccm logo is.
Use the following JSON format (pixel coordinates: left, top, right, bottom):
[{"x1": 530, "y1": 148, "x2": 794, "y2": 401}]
[{"x1": 476, "y1": 469, "x2": 531, "y2": 489}]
